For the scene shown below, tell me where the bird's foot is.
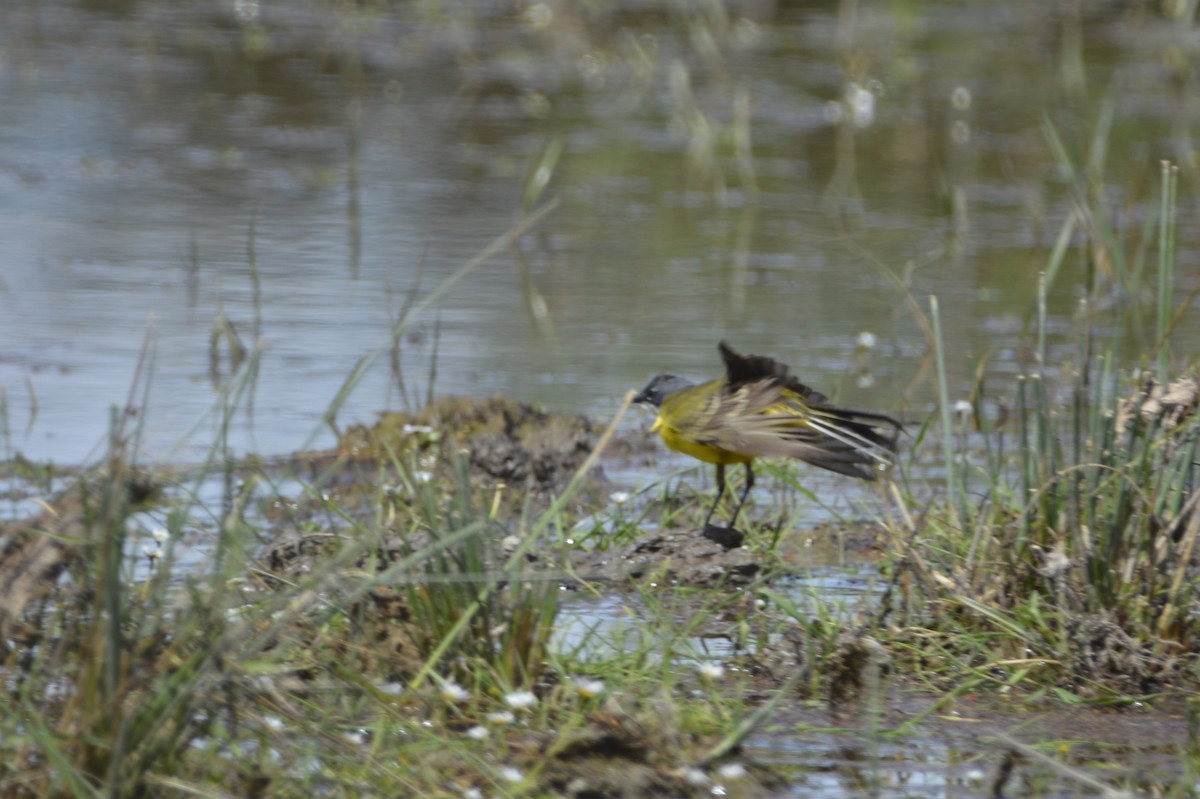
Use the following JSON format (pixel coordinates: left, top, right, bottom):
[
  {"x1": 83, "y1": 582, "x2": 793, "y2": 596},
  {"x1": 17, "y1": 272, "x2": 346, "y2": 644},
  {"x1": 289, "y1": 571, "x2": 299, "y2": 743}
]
[{"x1": 702, "y1": 524, "x2": 745, "y2": 549}]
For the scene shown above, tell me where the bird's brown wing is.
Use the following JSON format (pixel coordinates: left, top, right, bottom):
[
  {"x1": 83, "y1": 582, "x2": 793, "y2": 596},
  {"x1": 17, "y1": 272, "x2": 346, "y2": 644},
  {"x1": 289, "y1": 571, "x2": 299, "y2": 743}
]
[{"x1": 697, "y1": 380, "x2": 899, "y2": 480}]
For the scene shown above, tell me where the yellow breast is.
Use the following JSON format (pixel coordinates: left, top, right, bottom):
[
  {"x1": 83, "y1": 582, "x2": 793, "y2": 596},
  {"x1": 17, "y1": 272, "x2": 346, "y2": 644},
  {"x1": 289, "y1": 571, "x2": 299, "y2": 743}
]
[
  {"x1": 649, "y1": 376, "x2": 819, "y2": 466},
  {"x1": 652, "y1": 413, "x2": 753, "y2": 465},
  {"x1": 652, "y1": 379, "x2": 753, "y2": 467}
]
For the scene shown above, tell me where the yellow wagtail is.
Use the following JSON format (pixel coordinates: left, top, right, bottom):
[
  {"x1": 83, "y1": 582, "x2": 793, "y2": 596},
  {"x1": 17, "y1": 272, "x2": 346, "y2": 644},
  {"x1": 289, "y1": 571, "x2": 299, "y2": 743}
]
[{"x1": 634, "y1": 341, "x2": 902, "y2": 546}]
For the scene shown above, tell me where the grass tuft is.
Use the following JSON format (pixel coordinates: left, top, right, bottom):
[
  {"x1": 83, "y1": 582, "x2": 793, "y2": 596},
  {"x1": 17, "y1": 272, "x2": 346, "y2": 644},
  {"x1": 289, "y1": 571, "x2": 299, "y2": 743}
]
[{"x1": 887, "y1": 152, "x2": 1199, "y2": 699}]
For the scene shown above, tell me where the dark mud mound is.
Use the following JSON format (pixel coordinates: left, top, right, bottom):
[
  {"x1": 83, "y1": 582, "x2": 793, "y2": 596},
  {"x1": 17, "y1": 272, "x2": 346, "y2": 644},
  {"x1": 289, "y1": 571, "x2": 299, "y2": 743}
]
[
  {"x1": 274, "y1": 395, "x2": 775, "y2": 590},
  {"x1": 339, "y1": 395, "x2": 596, "y2": 489},
  {"x1": 526, "y1": 695, "x2": 781, "y2": 799},
  {"x1": 566, "y1": 519, "x2": 891, "y2": 590},
  {"x1": 261, "y1": 522, "x2": 767, "y2": 598},
  {"x1": 568, "y1": 528, "x2": 762, "y2": 588},
  {"x1": 259, "y1": 395, "x2": 605, "y2": 563},
  {"x1": 1116, "y1": 373, "x2": 1199, "y2": 434},
  {"x1": 1067, "y1": 615, "x2": 1180, "y2": 695},
  {"x1": 743, "y1": 628, "x2": 892, "y2": 712}
]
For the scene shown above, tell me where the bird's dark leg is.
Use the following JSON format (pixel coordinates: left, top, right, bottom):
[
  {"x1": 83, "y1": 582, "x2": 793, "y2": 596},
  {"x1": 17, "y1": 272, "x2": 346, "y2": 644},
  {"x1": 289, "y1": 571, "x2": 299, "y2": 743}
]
[
  {"x1": 702, "y1": 463, "x2": 726, "y2": 529},
  {"x1": 727, "y1": 463, "x2": 755, "y2": 531},
  {"x1": 702, "y1": 463, "x2": 745, "y2": 549}
]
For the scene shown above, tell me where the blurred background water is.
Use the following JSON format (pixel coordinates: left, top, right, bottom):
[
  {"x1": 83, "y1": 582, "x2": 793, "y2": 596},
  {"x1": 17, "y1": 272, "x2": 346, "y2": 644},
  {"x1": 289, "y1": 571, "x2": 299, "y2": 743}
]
[{"x1": 1, "y1": 0, "x2": 1197, "y2": 464}]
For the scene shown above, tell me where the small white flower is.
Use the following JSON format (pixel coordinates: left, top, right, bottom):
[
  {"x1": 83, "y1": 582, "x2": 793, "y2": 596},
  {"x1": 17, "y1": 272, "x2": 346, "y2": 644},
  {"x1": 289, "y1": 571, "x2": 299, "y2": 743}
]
[
  {"x1": 574, "y1": 677, "x2": 605, "y2": 698},
  {"x1": 142, "y1": 544, "x2": 163, "y2": 560},
  {"x1": 610, "y1": 491, "x2": 631, "y2": 505},
  {"x1": 262, "y1": 715, "x2": 285, "y2": 732},
  {"x1": 413, "y1": 470, "x2": 434, "y2": 484},
  {"x1": 233, "y1": 0, "x2": 260, "y2": 24},
  {"x1": 504, "y1": 691, "x2": 537, "y2": 710},
  {"x1": 402, "y1": 424, "x2": 435, "y2": 435},
  {"x1": 964, "y1": 767, "x2": 986, "y2": 784},
  {"x1": 439, "y1": 680, "x2": 470, "y2": 703},
  {"x1": 716, "y1": 762, "x2": 747, "y2": 780},
  {"x1": 461, "y1": 787, "x2": 484, "y2": 799},
  {"x1": 681, "y1": 767, "x2": 709, "y2": 786},
  {"x1": 466, "y1": 725, "x2": 489, "y2": 740},
  {"x1": 379, "y1": 681, "x2": 404, "y2": 696},
  {"x1": 697, "y1": 662, "x2": 725, "y2": 681},
  {"x1": 954, "y1": 399, "x2": 973, "y2": 416},
  {"x1": 344, "y1": 729, "x2": 368, "y2": 746},
  {"x1": 497, "y1": 766, "x2": 523, "y2": 783},
  {"x1": 151, "y1": 527, "x2": 169, "y2": 543},
  {"x1": 855, "y1": 331, "x2": 877, "y2": 350},
  {"x1": 486, "y1": 710, "x2": 515, "y2": 724},
  {"x1": 845, "y1": 82, "x2": 875, "y2": 128}
]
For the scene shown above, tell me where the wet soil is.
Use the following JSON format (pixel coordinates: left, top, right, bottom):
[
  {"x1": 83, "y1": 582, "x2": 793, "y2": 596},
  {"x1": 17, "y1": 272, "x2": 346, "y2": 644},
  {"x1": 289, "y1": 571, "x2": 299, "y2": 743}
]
[
  {"x1": 338, "y1": 395, "x2": 600, "y2": 490},
  {"x1": 566, "y1": 528, "x2": 763, "y2": 587},
  {"x1": 261, "y1": 394, "x2": 790, "y2": 589}
]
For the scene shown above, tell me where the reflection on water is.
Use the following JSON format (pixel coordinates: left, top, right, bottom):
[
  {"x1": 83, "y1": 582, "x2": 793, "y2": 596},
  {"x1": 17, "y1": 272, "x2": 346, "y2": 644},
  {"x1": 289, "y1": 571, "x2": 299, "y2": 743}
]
[{"x1": 1, "y1": 0, "x2": 1197, "y2": 463}]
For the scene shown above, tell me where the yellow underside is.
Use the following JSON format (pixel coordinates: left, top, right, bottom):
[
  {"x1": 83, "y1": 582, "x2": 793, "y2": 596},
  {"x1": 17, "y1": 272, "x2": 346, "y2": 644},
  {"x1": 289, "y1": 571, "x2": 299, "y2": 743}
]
[{"x1": 652, "y1": 415, "x2": 753, "y2": 466}]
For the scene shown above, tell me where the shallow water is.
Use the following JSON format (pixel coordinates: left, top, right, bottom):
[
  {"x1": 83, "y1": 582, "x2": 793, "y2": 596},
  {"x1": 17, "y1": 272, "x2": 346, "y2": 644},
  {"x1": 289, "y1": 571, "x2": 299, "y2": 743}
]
[
  {"x1": 752, "y1": 693, "x2": 1199, "y2": 798},
  {"x1": 555, "y1": 562, "x2": 883, "y2": 660},
  {"x1": 2, "y1": 0, "x2": 1198, "y2": 465},
  {"x1": 557, "y1": 562, "x2": 1198, "y2": 799}
]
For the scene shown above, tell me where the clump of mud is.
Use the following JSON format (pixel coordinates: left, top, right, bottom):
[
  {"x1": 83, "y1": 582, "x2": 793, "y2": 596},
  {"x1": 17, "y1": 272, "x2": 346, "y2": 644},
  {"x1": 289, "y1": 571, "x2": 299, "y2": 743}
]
[
  {"x1": 1115, "y1": 373, "x2": 1199, "y2": 435},
  {"x1": 1066, "y1": 615, "x2": 1178, "y2": 695},
  {"x1": 261, "y1": 513, "x2": 769, "y2": 603},
  {"x1": 260, "y1": 395, "x2": 605, "y2": 579},
  {"x1": 264, "y1": 395, "x2": 777, "y2": 591},
  {"x1": 339, "y1": 395, "x2": 596, "y2": 489},
  {"x1": 743, "y1": 626, "x2": 893, "y2": 712},
  {"x1": 524, "y1": 693, "x2": 781, "y2": 799},
  {"x1": 824, "y1": 632, "x2": 891, "y2": 706},
  {"x1": 567, "y1": 528, "x2": 762, "y2": 588}
]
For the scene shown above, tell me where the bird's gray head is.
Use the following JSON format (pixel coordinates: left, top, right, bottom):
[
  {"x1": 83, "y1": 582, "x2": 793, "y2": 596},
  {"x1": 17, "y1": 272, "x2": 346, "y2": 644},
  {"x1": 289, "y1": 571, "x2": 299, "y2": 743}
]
[{"x1": 633, "y1": 374, "x2": 695, "y2": 407}]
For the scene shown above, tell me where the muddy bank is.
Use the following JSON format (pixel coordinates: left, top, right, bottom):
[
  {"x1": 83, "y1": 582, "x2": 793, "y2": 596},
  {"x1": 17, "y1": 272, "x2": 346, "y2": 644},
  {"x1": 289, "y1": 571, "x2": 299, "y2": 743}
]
[
  {"x1": 339, "y1": 396, "x2": 599, "y2": 488},
  {"x1": 262, "y1": 394, "x2": 801, "y2": 588}
]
